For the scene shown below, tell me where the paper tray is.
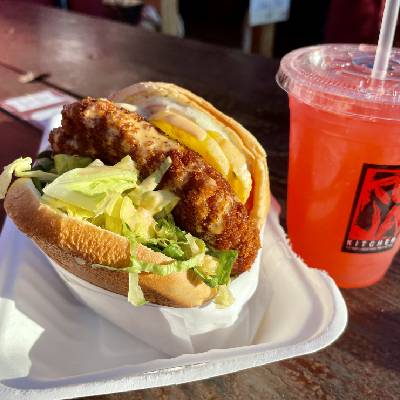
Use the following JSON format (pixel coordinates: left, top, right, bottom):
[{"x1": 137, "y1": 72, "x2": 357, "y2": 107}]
[{"x1": 0, "y1": 199, "x2": 347, "y2": 400}]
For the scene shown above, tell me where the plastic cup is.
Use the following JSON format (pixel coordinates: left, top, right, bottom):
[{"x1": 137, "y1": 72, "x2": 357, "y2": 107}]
[{"x1": 277, "y1": 44, "x2": 400, "y2": 288}]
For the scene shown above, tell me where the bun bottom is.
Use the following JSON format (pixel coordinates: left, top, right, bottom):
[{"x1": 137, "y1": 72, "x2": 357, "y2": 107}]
[{"x1": 4, "y1": 178, "x2": 216, "y2": 307}]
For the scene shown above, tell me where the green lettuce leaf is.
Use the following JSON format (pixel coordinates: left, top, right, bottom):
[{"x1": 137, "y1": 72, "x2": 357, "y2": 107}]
[
  {"x1": 41, "y1": 194, "x2": 96, "y2": 218},
  {"x1": 31, "y1": 155, "x2": 57, "y2": 193},
  {"x1": 214, "y1": 285, "x2": 235, "y2": 308},
  {"x1": 16, "y1": 170, "x2": 58, "y2": 182},
  {"x1": 143, "y1": 217, "x2": 206, "y2": 261},
  {"x1": 0, "y1": 155, "x2": 59, "y2": 197},
  {"x1": 194, "y1": 249, "x2": 237, "y2": 288},
  {"x1": 139, "y1": 190, "x2": 179, "y2": 217},
  {"x1": 43, "y1": 158, "x2": 138, "y2": 214},
  {"x1": 136, "y1": 157, "x2": 172, "y2": 193},
  {"x1": 160, "y1": 243, "x2": 185, "y2": 259},
  {"x1": 0, "y1": 157, "x2": 55, "y2": 199},
  {"x1": 0, "y1": 157, "x2": 32, "y2": 199},
  {"x1": 128, "y1": 252, "x2": 205, "y2": 275},
  {"x1": 184, "y1": 233, "x2": 205, "y2": 258},
  {"x1": 93, "y1": 250, "x2": 205, "y2": 277},
  {"x1": 88, "y1": 159, "x2": 105, "y2": 167},
  {"x1": 154, "y1": 216, "x2": 187, "y2": 242},
  {"x1": 128, "y1": 157, "x2": 172, "y2": 205},
  {"x1": 113, "y1": 155, "x2": 138, "y2": 172},
  {"x1": 128, "y1": 272, "x2": 147, "y2": 306},
  {"x1": 54, "y1": 154, "x2": 93, "y2": 175},
  {"x1": 120, "y1": 198, "x2": 155, "y2": 239},
  {"x1": 208, "y1": 249, "x2": 238, "y2": 285}
]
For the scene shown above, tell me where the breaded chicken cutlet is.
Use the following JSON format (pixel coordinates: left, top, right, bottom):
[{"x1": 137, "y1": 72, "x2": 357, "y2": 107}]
[{"x1": 50, "y1": 98, "x2": 260, "y2": 274}]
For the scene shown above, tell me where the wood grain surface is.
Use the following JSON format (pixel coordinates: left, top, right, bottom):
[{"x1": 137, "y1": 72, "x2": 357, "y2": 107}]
[
  {"x1": 0, "y1": 66, "x2": 44, "y2": 229},
  {"x1": 0, "y1": 2, "x2": 399, "y2": 399}
]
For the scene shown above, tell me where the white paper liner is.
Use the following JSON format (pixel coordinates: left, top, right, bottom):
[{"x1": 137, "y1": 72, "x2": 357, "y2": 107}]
[{"x1": 48, "y1": 232, "x2": 263, "y2": 356}]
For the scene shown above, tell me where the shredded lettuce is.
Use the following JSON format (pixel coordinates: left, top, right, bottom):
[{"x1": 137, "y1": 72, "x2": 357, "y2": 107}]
[
  {"x1": 0, "y1": 157, "x2": 57, "y2": 199},
  {"x1": 54, "y1": 154, "x2": 93, "y2": 175},
  {"x1": 113, "y1": 155, "x2": 138, "y2": 171},
  {"x1": 128, "y1": 252, "x2": 205, "y2": 276},
  {"x1": 43, "y1": 157, "x2": 138, "y2": 215},
  {"x1": 154, "y1": 216, "x2": 186, "y2": 243},
  {"x1": 143, "y1": 217, "x2": 205, "y2": 261},
  {"x1": 208, "y1": 249, "x2": 238, "y2": 285},
  {"x1": 120, "y1": 199, "x2": 155, "y2": 239},
  {"x1": 88, "y1": 192, "x2": 156, "y2": 239},
  {"x1": 214, "y1": 285, "x2": 235, "y2": 308},
  {"x1": 139, "y1": 190, "x2": 179, "y2": 217},
  {"x1": 128, "y1": 272, "x2": 147, "y2": 306},
  {"x1": 161, "y1": 243, "x2": 185, "y2": 259},
  {"x1": 136, "y1": 157, "x2": 171, "y2": 193},
  {"x1": 0, "y1": 157, "x2": 31, "y2": 198},
  {"x1": 41, "y1": 194, "x2": 95, "y2": 218},
  {"x1": 88, "y1": 159, "x2": 105, "y2": 167},
  {"x1": 194, "y1": 249, "x2": 237, "y2": 288},
  {"x1": 128, "y1": 157, "x2": 172, "y2": 205},
  {"x1": 16, "y1": 170, "x2": 58, "y2": 182},
  {"x1": 93, "y1": 247, "x2": 205, "y2": 277}
]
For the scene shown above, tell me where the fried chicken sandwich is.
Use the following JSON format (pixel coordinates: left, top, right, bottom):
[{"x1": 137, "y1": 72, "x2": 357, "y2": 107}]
[{"x1": 0, "y1": 82, "x2": 269, "y2": 308}]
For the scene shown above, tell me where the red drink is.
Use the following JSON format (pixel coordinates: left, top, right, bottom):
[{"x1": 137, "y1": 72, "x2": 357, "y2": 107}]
[{"x1": 278, "y1": 44, "x2": 400, "y2": 287}]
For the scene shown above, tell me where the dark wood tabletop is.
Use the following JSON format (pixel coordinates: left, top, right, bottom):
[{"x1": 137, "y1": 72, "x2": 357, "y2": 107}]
[{"x1": 0, "y1": 2, "x2": 399, "y2": 399}]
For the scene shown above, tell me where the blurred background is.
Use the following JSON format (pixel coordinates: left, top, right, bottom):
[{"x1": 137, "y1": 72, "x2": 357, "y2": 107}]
[{"x1": 12, "y1": 0, "x2": 399, "y2": 58}]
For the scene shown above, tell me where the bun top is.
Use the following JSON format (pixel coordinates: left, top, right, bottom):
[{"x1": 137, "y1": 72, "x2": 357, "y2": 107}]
[{"x1": 111, "y1": 82, "x2": 270, "y2": 228}]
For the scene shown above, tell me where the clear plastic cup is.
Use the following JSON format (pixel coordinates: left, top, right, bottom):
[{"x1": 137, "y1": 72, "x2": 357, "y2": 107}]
[{"x1": 277, "y1": 44, "x2": 400, "y2": 288}]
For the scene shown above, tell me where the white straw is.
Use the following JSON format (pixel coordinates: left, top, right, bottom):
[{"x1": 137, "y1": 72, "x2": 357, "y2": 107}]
[{"x1": 371, "y1": 0, "x2": 400, "y2": 80}]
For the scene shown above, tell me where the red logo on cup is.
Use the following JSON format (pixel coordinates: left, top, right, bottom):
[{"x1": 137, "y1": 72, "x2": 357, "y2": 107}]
[{"x1": 343, "y1": 164, "x2": 400, "y2": 253}]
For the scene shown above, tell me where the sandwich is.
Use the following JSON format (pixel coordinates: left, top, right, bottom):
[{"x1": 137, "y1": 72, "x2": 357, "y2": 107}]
[{"x1": 0, "y1": 82, "x2": 269, "y2": 308}]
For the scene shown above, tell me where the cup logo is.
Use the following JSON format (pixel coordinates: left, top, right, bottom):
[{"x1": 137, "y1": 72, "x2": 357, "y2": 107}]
[{"x1": 343, "y1": 164, "x2": 400, "y2": 253}]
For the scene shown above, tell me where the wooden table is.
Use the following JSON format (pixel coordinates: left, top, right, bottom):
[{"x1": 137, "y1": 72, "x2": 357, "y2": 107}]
[{"x1": 0, "y1": 2, "x2": 399, "y2": 399}]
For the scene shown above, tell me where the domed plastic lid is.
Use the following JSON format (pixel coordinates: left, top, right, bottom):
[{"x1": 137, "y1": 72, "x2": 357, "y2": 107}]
[{"x1": 277, "y1": 44, "x2": 400, "y2": 120}]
